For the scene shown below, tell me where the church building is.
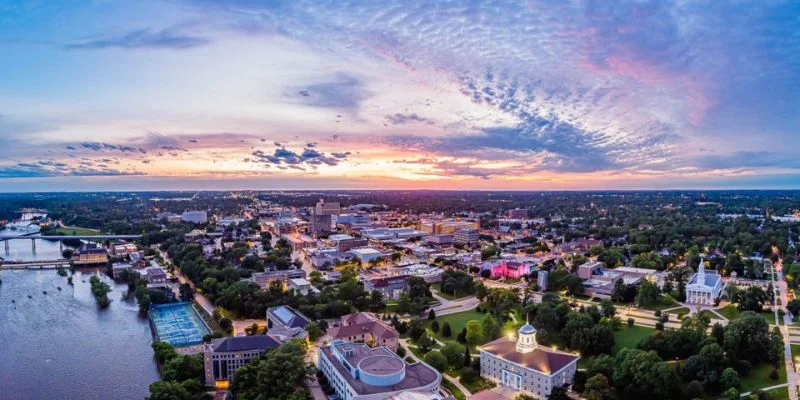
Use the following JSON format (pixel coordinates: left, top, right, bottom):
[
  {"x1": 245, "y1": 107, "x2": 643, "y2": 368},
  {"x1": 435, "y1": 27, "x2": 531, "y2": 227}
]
[
  {"x1": 685, "y1": 256, "x2": 724, "y2": 305},
  {"x1": 478, "y1": 321, "x2": 580, "y2": 398}
]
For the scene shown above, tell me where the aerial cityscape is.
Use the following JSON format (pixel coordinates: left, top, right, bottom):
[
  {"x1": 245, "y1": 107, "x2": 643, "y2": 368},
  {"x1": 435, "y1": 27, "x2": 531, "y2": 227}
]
[{"x1": 2, "y1": 1, "x2": 800, "y2": 400}]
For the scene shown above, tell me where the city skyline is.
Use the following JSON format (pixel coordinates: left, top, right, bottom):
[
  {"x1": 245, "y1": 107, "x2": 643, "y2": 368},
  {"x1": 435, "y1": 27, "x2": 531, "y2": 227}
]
[{"x1": 2, "y1": 1, "x2": 799, "y2": 191}]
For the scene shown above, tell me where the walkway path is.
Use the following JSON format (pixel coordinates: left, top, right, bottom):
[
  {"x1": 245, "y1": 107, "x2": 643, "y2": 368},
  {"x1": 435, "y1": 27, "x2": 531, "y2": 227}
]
[
  {"x1": 739, "y1": 383, "x2": 788, "y2": 397},
  {"x1": 771, "y1": 257, "x2": 798, "y2": 400},
  {"x1": 305, "y1": 341, "x2": 328, "y2": 400},
  {"x1": 158, "y1": 248, "x2": 214, "y2": 315},
  {"x1": 429, "y1": 292, "x2": 480, "y2": 317}
]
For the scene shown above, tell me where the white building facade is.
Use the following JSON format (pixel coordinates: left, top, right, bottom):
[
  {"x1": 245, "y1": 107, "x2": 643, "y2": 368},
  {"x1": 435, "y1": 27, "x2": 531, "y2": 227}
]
[
  {"x1": 685, "y1": 257, "x2": 724, "y2": 305},
  {"x1": 479, "y1": 322, "x2": 579, "y2": 399}
]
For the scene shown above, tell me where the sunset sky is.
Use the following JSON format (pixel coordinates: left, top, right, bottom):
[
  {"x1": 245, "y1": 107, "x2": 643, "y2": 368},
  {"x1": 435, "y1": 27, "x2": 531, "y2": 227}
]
[{"x1": 1, "y1": 0, "x2": 799, "y2": 191}]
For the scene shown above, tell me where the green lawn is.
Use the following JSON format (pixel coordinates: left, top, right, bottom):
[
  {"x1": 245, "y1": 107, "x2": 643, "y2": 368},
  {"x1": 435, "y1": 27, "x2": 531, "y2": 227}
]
[
  {"x1": 431, "y1": 283, "x2": 473, "y2": 301},
  {"x1": 762, "y1": 386, "x2": 790, "y2": 400},
  {"x1": 612, "y1": 325, "x2": 655, "y2": 354},
  {"x1": 666, "y1": 307, "x2": 690, "y2": 318},
  {"x1": 715, "y1": 305, "x2": 781, "y2": 325},
  {"x1": 738, "y1": 361, "x2": 787, "y2": 394},
  {"x1": 440, "y1": 379, "x2": 466, "y2": 400},
  {"x1": 424, "y1": 309, "x2": 487, "y2": 343},
  {"x1": 53, "y1": 226, "x2": 101, "y2": 236},
  {"x1": 791, "y1": 344, "x2": 800, "y2": 358},
  {"x1": 640, "y1": 295, "x2": 679, "y2": 312}
]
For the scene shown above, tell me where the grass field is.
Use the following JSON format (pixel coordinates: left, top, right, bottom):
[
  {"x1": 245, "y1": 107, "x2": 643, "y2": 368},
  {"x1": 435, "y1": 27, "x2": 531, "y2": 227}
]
[
  {"x1": 762, "y1": 386, "x2": 790, "y2": 400},
  {"x1": 715, "y1": 305, "x2": 781, "y2": 325},
  {"x1": 424, "y1": 309, "x2": 487, "y2": 343},
  {"x1": 666, "y1": 307, "x2": 691, "y2": 318},
  {"x1": 431, "y1": 283, "x2": 473, "y2": 301},
  {"x1": 612, "y1": 325, "x2": 655, "y2": 354},
  {"x1": 52, "y1": 226, "x2": 101, "y2": 236},
  {"x1": 738, "y1": 361, "x2": 786, "y2": 393},
  {"x1": 639, "y1": 294, "x2": 679, "y2": 312}
]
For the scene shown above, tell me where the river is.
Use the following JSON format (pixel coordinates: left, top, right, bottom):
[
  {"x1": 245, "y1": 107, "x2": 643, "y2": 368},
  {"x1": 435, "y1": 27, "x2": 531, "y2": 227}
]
[{"x1": 0, "y1": 269, "x2": 160, "y2": 400}]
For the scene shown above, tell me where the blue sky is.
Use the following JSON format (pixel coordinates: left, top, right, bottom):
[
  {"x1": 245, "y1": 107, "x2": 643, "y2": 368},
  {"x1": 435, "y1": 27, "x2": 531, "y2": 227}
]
[{"x1": 1, "y1": 0, "x2": 799, "y2": 191}]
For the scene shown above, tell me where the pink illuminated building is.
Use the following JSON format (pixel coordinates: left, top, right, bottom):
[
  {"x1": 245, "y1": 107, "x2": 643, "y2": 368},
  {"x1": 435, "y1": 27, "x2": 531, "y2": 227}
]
[{"x1": 485, "y1": 261, "x2": 531, "y2": 279}]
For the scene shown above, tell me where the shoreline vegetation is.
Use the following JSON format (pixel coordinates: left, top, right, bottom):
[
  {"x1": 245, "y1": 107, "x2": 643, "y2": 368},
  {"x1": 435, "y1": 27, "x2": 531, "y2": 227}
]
[{"x1": 89, "y1": 274, "x2": 111, "y2": 308}]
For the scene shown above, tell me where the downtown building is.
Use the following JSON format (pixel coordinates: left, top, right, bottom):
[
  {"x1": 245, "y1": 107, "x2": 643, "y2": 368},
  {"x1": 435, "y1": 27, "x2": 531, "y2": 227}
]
[{"x1": 311, "y1": 199, "x2": 340, "y2": 236}]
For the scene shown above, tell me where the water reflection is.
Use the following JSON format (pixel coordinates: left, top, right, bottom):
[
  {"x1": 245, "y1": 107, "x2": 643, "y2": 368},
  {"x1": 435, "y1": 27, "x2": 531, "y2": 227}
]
[{"x1": 0, "y1": 269, "x2": 160, "y2": 400}]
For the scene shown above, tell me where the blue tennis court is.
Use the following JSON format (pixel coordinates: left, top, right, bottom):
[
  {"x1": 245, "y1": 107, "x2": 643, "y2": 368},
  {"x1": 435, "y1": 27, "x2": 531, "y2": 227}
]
[{"x1": 149, "y1": 302, "x2": 210, "y2": 347}]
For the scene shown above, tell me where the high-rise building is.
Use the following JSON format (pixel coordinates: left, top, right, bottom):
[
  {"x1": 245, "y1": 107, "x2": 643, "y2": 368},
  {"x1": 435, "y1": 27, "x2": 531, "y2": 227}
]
[
  {"x1": 453, "y1": 228, "x2": 480, "y2": 245},
  {"x1": 311, "y1": 199, "x2": 340, "y2": 236}
]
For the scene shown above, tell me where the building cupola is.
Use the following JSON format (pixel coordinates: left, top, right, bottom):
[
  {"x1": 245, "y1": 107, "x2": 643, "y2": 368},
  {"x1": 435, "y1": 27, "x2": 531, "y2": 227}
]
[{"x1": 516, "y1": 317, "x2": 538, "y2": 353}]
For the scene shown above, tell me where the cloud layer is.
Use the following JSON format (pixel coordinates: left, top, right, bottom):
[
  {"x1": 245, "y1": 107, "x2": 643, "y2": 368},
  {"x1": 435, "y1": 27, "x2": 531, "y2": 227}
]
[{"x1": 0, "y1": 0, "x2": 798, "y2": 189}]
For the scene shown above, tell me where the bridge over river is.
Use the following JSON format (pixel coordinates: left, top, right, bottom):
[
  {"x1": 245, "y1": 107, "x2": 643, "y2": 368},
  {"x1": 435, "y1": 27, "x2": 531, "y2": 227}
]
[{"x1": 0, "y1": 234, "x2": 142, "y2": 252}]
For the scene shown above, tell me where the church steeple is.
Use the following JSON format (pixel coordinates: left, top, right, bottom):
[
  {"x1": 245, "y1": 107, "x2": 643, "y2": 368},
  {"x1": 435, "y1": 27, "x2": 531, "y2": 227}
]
[
  {"x1": 516, "y1": 316, "x2": 538, "y2": 353},
  {"x1": 697, "y1": 256, "x2": 706, "y2": 284}
]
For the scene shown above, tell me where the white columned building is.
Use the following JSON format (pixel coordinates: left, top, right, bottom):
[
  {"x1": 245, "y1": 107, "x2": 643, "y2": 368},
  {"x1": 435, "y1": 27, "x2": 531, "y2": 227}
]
[
  {"x1": 479, "y1": 321, "x2": 580, "y2": 399},
  {"x1": 685, "y1": 256, "x2": 724, "y2": 306}
]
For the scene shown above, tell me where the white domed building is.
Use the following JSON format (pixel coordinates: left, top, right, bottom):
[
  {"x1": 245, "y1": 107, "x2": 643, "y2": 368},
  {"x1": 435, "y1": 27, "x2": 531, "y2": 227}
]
[{"x1": 478, "y1": 321, "x2": 580, "y2": 399}]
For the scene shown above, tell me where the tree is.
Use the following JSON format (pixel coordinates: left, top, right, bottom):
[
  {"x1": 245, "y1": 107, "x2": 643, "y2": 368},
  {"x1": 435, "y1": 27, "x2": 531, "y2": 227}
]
[
  {"x1": 464, "y1": 345, "x2": 472, "y2": 367},
  {"x1": 431, "y1": 320, "x2": 440, "y2": 334},
  {"x1": 588, "y1": 354, "x2": 613, "y2": 379},
  {"x1": 147, "y1": 380, "x2": 192, "y2": 400},
  {"x1": 306, "y1": 322, "x2": 324, "y2": 342},
  {"x1": 627, "y1": 318, "x2": 635, "y2": 327},
  {"x1": 441, "y1": 322, "x2": 452, "y2": 337},
  {"x1": 723, "y1": 312, "x2": 772, "y2": 363},
  {"x1": 722, "y1": 388, "x2": 739, "y2": 400},
  {"x1": 457, "y1": 328, "x2": 467, "y2": 344},
  {"x1": 440, "y1": 342, "x2": 466, "y2": 368},
  {"x1": 720, "y1": 368, "x2": 740, "y2": 390},
  {"x1": 423, "y1": 351, "x2": 448, "y2": 372},
  {"x1": 547, "y1": 387, "x2": 571, "y2": 400},
  {"x1": 482, "y1": 314, "x2": 501, "y2": 341},
  {"x1": 769, "y1": 327, "x2": 784, "y2": 366},
  {"x1": 466, "y1": 320, "x2": 484, "y2": 345},
  {"x1": 600, "y1": 300, "x2": 616, "y2": 318},
  {"x1": 230, "y1": 341, "x2": 315, "y2": 400},
  {"x1": 737, "y1": 286, "x2": 768, "y2": 312},
  {"x1": 565, "y1": 275, "x2": 585, "y2": 296},
  {"x1": 162, "y1": 355, "x2": 204, "y2": 383},
  {"x1": 408, "y1": 319, "x2": 425, "y2": 341},
  {"x1": 428, "y1": 309, "x2": 436, "y2": 320},
  {"x1": 475, "y1": 282, "x2": 489, "y2": 301},
  {"x1": 686, "y1": 380, "x2": 703, "y2": 399},
  {"x1": 583, "y1": 373, "x2": 617, "y2": 400},
  {"x1": 710, "y1": 322, "x2": 725, "y2": 345},
  {"x1": 152, "y1": 341, "x2": 177, "y2": 364},
  {"x1": 613, "y1": 348, "x2": 681, "y2": 400},
  {"x1": 635, "y1": 281, "x2": 660, "y2": 307},
  {"x1": 787, "y1": 299, "x2": 800, "y2": 318},
  {"x1": 417, "y1": 332, "x2": 434, "y2": 353},
  {"x1": 461, "y1": 366, "x2": 479, "y2": 383},
  {"x1": 396, "y1": 346, "x2": 406, "y2": 358}
]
